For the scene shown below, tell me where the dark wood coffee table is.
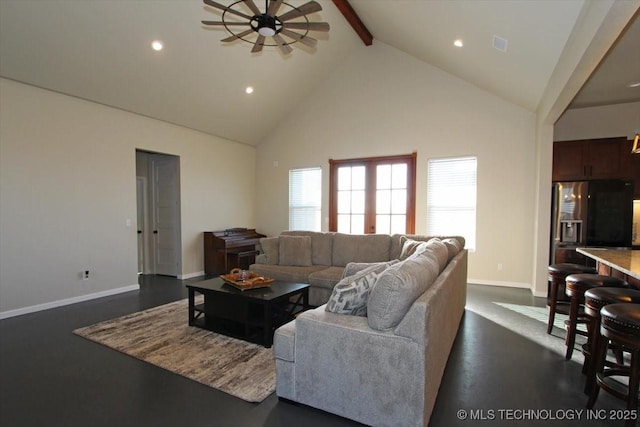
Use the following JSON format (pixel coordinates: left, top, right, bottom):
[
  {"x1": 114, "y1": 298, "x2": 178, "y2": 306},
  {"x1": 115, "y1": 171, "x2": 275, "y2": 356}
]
[{"x1": 186, "y1": 278, "x2": 309, "y2": 347}]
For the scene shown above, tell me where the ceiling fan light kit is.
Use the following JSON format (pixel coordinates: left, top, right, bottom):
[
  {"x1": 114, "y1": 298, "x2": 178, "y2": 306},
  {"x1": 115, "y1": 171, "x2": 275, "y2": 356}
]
[{"x1": 202, "y1": 0, "x2": 330, "y2": 54}]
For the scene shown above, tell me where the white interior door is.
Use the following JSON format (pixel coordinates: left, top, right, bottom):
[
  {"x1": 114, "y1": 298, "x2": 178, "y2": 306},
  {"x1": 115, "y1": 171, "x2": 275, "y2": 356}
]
[{"x1": 151, "y1": 154, "x2": 181, "y2": 276}]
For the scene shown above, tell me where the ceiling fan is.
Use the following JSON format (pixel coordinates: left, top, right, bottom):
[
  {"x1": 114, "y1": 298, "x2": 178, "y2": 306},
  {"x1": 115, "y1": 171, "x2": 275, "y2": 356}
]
[{"x1": 202, "y1": 0, "x2": 330, "y2": 54}]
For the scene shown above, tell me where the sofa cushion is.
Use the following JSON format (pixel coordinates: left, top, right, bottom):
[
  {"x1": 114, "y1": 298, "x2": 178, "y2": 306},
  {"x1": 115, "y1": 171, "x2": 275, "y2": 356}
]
[
  {"x1": 342, "y1": 260, "x2": 399, "y2": 278},
  {"x1": 442, "y1": 237, "x2": 462, "y2": 261},
  {"x1": 423, "y1": 238, "x2": 449, "y2": 272},
  {"x1": 332, "y1": 233, "x2": 391, "y2": 267},
  {"x1": 279, "y1": 235, "x2": 312, "y2": 266},
  {"x1": 259, "y1": 237, "x2": 279, "y2": 265},
  {"x1": 367, "y1": 249, "x2": 441, "y2": 331},
  {"x1": 308, "y1": 266, "x2": 344, "y2": 290},
  {"x1": 282, "y1": 231, "x2": 333, "y2": 266},
  {"x1": 325, "y1": 263, "x2": 391, "y2": 316}
]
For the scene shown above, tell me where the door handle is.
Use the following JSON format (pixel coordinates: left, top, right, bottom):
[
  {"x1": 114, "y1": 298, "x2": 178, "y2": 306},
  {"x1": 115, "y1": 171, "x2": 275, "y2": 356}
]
[
  {"x1": 153, "y1": 230, "x2": 158, "y2": 234},
  {"x1": 138, "y1": 230, "x2": 142, "y2": 234}
]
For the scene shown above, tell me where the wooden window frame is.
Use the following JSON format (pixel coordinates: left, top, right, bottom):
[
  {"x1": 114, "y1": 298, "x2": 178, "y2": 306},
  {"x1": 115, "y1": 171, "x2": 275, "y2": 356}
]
[{"x1": 329, "y1": 153, "x2": 416, "y2": 234}]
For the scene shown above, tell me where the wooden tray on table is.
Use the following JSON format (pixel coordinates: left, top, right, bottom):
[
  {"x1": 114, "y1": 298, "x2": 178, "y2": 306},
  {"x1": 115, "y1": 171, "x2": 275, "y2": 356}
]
[{"x1": 220, "y1": 268, "x2": 274, "y2": 291}]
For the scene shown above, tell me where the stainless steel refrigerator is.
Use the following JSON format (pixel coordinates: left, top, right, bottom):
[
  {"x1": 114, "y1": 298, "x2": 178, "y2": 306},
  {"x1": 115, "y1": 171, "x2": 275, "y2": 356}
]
[{"x1": 550, "y1": 180, "x2": 634, "y2": 264}]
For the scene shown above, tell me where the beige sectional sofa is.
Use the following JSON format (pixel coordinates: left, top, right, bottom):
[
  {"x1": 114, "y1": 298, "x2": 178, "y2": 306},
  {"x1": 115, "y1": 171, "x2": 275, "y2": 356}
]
[
  {"x1": 250, "y1": 230, "x2": 464, "y2": 306},
  {"x1": 250, "y1": 230, "x2": 468, "y2": 426}
]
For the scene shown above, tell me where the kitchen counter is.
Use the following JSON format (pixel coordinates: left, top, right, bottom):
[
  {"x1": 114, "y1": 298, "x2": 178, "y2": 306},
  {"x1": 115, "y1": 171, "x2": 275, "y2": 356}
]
[{"x1": 576, "y1": 248, "x2": 640, "y2": 281}]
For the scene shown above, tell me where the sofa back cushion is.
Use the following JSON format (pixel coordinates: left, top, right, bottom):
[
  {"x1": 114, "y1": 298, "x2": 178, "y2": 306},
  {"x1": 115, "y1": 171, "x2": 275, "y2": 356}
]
[
  {"x1": 423, "y1": 238, "x2": 449, "y2": 271},
  {"x1": 367, "y1": 248, "x2": 440, "y2": 331},
  {"x1": 282, "y1": 230, "x2": 333, "y2": 266},
  {"x1": 342, "y1": 260, "x2": 399, "y2": 279},
  {"x1": 390, "y1": 234, "x2": 465, "y2": 260},
  {"x1": 332, "y1": 233, "x2": 391, "y2": 267},
  {"x1": 399, "y1": 237, "x2": 449, "y2": 271},
  {"x1": 442, "y1": 237, "x2": 463, "y2": 261},
  {"x1": 259, "y1": 237, "x2": 280, "y2": 265},
  {"x1": 279, "y1": 235, "x2": 312, "y2": 266}
]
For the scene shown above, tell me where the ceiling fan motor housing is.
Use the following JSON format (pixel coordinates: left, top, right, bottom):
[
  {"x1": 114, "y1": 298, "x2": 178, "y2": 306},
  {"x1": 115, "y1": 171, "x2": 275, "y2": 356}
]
[{"x1": 253, "y1": 14, "x2": 279, "y2": 36}]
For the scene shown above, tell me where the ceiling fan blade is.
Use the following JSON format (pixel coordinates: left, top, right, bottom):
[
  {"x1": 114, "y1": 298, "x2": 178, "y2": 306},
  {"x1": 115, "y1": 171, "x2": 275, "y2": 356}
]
[
  {"x1": 221, "y1": 29, "x2": 255, "y2": 42},
  {"x1": 203, "y1": 0, "x2": 253, "y2": 20},
  {"x1": 280, "y1": 29, "x2": 317, "y2": 48},
  {"x1": 272, "y1": 34, "x2": 293, "y2": 54},
  {"x1": 242, "y1": 0, "x2": 261, "y2": 16},
  {"x1": 202, "y1": 21, "x2": 251, "y2": 26},
  {"x1": 283, "y1": 21, "x2": 329, "y2": 32},
  {"x1": 278, "y1": 1, "x2": 322, "y2": 22},
  {"x1": 251, "y1": 35, "x2": 266, "y2": 53},
  {"x1": 267, "y1": 0, "x2": 283, "y2": 16}
]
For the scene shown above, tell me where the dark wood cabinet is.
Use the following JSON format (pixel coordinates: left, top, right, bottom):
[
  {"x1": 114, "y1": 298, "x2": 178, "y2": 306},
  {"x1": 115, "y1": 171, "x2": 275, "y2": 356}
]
[
  {"x1": 553, "y1": 137, "x2": 628, "y2": 181},
  {"x1": 553, "y1": 141, "x2": 587, "y2": 181},
  {"x1": 623, "y1": 138, "x2": 640, "y2": 198}
]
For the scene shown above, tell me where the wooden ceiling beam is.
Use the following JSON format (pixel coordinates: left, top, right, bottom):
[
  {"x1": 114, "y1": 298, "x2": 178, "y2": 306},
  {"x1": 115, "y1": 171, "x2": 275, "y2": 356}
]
[{"x1": 332, "y1": 0, "x2": 373, "y2": 46}]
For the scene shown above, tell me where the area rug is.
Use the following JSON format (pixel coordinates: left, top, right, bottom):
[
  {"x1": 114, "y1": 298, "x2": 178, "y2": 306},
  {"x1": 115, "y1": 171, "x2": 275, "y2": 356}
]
[{"x1": 73, "y1": 297, "x2": 275, "y2": 403}]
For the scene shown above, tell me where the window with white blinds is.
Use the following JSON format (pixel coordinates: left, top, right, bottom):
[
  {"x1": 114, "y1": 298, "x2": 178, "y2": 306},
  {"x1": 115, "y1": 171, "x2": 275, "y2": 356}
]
[
  {"x1": 289, "y1": 167, "x2": 322, "y2": 231},
  {"x1": 427, "y1": 157, "x2": 477, "y2": 250}
]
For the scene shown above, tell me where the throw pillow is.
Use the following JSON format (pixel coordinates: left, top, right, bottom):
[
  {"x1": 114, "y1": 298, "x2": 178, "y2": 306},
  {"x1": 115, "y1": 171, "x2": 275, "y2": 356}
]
[
  {"x1": 278, "y1": 235, "x2": 312, "y2": 266},
  {"x1": 259, "y1": 237, "x2": 279, "y2": 265},
  {"x1": 399, "y1": 236, "x2": 427, "y2": 260},
  {"x1": 326, "y1": 262, "x2": 391, "y2": 316},
  {"x1": 341, "y1": 259, "x2": 399, "y2": 279}
]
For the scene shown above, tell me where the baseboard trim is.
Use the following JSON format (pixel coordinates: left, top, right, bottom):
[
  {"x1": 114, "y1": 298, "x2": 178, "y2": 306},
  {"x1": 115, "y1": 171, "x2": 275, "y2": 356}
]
[
  {"x1": 531, "y1": 290, "x2": 547, "y2": 298},
  {"x1": 179, "y1": 271, "x2": 205, "y2": 280},
  {"x1": 0, "y1": 284, "x2": 140, "y2": 320},
  {"x1": 468, "y1": 279, "x2": 532, "y2": 291}
]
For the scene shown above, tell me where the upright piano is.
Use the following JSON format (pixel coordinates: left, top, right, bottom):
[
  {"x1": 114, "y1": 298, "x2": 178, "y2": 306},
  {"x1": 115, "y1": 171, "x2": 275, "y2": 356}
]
[{"x1": 204, "y1": 228, "x2": 265, "y2": 275}]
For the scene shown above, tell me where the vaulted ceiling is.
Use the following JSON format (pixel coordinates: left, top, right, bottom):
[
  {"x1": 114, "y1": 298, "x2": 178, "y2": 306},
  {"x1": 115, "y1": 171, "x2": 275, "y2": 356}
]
[{"x1": 1, "y1": 0, "x2": 638, "y2": 146}]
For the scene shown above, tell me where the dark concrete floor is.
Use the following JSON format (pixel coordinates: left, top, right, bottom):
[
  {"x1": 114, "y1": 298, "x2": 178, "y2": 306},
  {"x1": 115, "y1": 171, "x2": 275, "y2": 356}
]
[{"x1": 0, "y1": 277, "x2": 628, "y2": 427}]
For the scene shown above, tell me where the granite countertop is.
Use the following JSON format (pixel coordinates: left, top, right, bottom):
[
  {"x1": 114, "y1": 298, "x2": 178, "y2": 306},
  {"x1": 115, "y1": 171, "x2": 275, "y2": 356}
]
[{"x1": 576, "y1": 248, "x2": 640, "y2": 280}]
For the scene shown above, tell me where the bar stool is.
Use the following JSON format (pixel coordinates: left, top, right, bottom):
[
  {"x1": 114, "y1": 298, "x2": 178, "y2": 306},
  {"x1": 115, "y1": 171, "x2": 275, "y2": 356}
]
[
  {"x1": 584, "y1": 288, "x2": 640, "y2": 394},
  {"x1": 587, "y1": 303, "x2": 640, "y2": 427},
  {"x1": 547, "y1": 263, "x2": 597, "y2": 334},
  {"x1": 564, "y1": 274, "x2": 627, "y2": 360}
]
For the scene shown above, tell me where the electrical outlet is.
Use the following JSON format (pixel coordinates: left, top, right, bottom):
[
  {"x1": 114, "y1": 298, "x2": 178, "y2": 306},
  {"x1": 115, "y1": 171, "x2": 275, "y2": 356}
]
[
  {"x1": 83, "y1": 270, "x2": 90, "y2": 280},
  {"x1": 497, "y1": 263, "x2": 503, "y2": 271}
]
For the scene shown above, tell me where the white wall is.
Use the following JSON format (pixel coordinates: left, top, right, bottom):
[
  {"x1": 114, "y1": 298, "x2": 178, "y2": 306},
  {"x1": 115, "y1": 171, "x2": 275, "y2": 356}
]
[
  {"x1": 554, "y1": 102, "x2": 640, "y2": 141},
  {"x1": 255, "y1": 41, "x2": 537, "y2": 288},
  {"x1": 529, "y1": 0, "x2": 639, "y2": 298},
  {"x1": 0, "y1": 78, "x2": 255, "y2": 315}
]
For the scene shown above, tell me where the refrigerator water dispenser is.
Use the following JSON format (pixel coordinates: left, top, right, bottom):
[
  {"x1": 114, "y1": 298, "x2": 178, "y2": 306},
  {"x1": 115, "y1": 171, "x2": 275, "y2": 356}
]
[{"x1": 560, "y1": 220, "x2": 582, "y2": 244}]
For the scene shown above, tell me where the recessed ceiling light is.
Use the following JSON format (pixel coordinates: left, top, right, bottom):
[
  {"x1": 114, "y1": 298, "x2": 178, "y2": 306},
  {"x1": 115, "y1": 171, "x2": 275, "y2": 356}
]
[
  {"x1": 245, "y1": 86, "x2": 254, "y2": 94},
  {"x1": 151, "y1": 40, "x2": 164, "y2": 51},
  {"x1": 453, "y1": 39, "x2": 463, "y2": 48},
  {"x1": 628, "y1": 81, "x2": 640, "y2": 88}
]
